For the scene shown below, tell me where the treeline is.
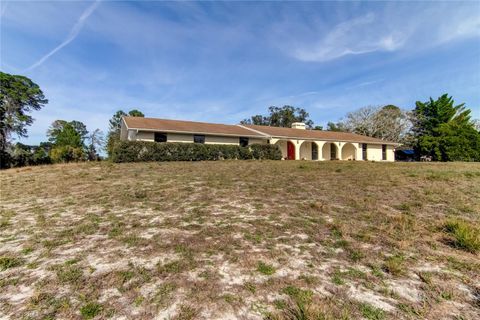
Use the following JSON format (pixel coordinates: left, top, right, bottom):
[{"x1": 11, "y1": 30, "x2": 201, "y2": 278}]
[
  {"x1": 0, "y1": 71, "x2": 147, "y2": 168},
  {"x1": 1, "y1": 70, "x2": 480, "y2": 169}
]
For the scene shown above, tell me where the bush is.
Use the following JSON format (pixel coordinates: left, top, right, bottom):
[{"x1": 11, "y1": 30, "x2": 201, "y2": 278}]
[
  {"x1": 80, "y1": 302, "x2": 102, "y2": 319},
  {"x1": 250, "y1": 143, "x2": 282, "y2": 160},
  {"x1": 50, "y1": 145, "x2": 85, "y2": 163},
  {"x1": 111, "y1": 141, "x2": 282, "y2": 163},
  {"x1": 444, "y1": 219, "x2": 480, "y2": 253},
  {"x1": 0, "y1": 143, "x2": 52, "y2": 169},
  {"x1": 0, "y1": 150, "x2": 12, "y2": 169}
]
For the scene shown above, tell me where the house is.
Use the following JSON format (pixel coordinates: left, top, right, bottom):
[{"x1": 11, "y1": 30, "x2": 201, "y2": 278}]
[{"x1": 120, "y1": 117, "x2": 399, "y2": 161}]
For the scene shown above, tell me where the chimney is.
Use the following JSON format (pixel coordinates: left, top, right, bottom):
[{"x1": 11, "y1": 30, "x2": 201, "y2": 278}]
[{"x1": 291, "y1": 122, "x2": 306, "y2": 130}]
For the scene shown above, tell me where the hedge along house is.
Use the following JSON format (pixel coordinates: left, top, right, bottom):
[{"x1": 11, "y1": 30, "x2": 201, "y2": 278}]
[{"x1": 121, "y1": 117, "x2": 399, "y2": 161}]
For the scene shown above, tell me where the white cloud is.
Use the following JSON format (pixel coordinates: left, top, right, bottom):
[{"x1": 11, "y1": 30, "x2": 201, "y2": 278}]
[
  {"x1": 291, "y1": 12, "x2": 407, "y2": 62},
  {"x1": 278, "y1": 2, "x2": 480, "y2": 63},
  {"x1": 24, "y1": 1, "x2": 100, "y2": 71}
]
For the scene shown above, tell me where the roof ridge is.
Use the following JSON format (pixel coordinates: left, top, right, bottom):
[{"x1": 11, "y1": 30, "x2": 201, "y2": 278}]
[
  {"x1": 123, "y1": 116, "x2": 240, "y2": 128},
  {"x1": 243, "y1": 124, "x2": 398, "y2": 145},
  {"x1": 236, "y1": 124, "x2": 270, "y2": 137}
]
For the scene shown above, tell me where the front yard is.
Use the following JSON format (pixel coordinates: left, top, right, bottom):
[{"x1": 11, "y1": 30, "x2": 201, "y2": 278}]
[{"x1": 1, "y1": 161, "x2": 479, "y2": 319}]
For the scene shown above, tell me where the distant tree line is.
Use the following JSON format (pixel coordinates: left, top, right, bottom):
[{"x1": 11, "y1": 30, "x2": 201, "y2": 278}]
[{"x1": 1, "y1": 70, "x2": 479, "y2": 168}]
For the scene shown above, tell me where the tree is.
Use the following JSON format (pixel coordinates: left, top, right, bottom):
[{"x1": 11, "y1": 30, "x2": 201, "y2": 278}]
[
  {"x1": 241, "y1": 105, "x2": 314, "y2": 129},
  {"x1": 5, "y1": 142, "x2": 51, "y2": 168},
  {"x1": 108, "y1": 110, "x2": 127, "y2": 134},
  {"x1": 0, "y1": 72, "x2": 48, "y2": 159},
  {"x1": 106, "y1": 109, "x2": 144, "y2": 157},
  {"x1": 472, "y1": 119, "x2": 480, "y2": 132},
  {"x1": 86, "y1": 129, "x2": 104, "y2": 161},
  {"x1": 47, "y1": 120, "x2": 85, "y2": 148},
  {"x1": 70, "y1": 120, "x2": 88, "y2": 141},
  {"x1": 411, "y1": 94, "x2": 480, "y2": 161},
  {"x1": 128, "y1": 109, "x2": 144, "y2": 117},
  {"x1": 47, "y1": 120, "x2": 88, "y2": 162},
  {"x1": 326, "y1": 121, "x2": 347, "y2": 132},
  {"x1": 330, "y1": 105, "x2": 411, "y2": 143}
]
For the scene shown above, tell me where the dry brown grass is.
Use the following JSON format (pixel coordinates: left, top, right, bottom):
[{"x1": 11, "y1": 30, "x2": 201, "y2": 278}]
[{"x1": 0, "y1": 160, "x2": 479, "y2": 319}]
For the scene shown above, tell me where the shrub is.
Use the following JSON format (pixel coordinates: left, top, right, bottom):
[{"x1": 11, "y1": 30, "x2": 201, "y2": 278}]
[
  {"x1": 282, "y1": 285, "x2": 313, "y2": 304},
  {"x1": 50, "y1": 145, "x2": 84, "y2": 163},
  {"x1": 80, "y1": 302, "x2": 102, "y2": 319},
  {"x1": 250, "y1": 144, "x2": 282, "y2": 160},
  {"x1": 1, "y1": 143, "x2": 52, "y2": 169},
  {"x1": 0, "y1": 256, "x2": 23, "y2": 271},
  {"x1": 257, "y1": 261, "x2": 276, "y2": 275},
  {"x1": 360, "y1": 303, "x2": 385, "y2": 320},
  {"x1": 382, "y1": 254, "x2": 405, "y2": 276},
  {"x1": 444, "y1": 219, "x2": 480, "y2": 253},
  {"x1": 111, "y1": 141, "x2": 282, "y2": 162}
]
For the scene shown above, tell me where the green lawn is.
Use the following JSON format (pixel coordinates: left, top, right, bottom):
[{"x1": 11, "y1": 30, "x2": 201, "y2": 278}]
[{"x1": 1, "y1": 161, "x2": 479, "y2": 319}]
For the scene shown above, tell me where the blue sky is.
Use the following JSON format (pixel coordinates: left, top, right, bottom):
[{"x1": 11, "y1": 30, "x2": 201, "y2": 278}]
[{"x1": 1, "y1": 0, "x2": 479, "y2": 145}]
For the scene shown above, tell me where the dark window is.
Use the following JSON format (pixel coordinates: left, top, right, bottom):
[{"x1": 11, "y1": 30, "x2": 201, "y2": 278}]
[
  {"x1": 382, "y1": 144, "x2": 387, "y2": 160},
  {"x1": 330, "y1": 144, "x2": 336, "y2": 160},
  {"x1": 312, "y1": 143, "x2": 318, "y2": 160},
  {"x1": 193, "y1": 134, "x2": 205, "y2": 144},
  {"x1": 239, "y1": 137, "x2": 249, "y2": 147},
  {"x1": 154, "y1": 132, "x2": 167, "y2": 142},
  {"x1": 362, "y1": 144, "x2": 367, "y2": 160}
]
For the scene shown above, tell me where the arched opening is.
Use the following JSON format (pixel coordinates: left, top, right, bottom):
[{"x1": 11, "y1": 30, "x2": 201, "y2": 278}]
[
  {"x1": 287, "y1": 141, "x2": 295, "y2": 160},
  {"x1": 322, "y1": 143, "x2": 338, "y2": 160},
  {"x1": 299, "y1": 141, "x2": 313, "y2": 160},
  {"x1": 312, "y1": 143, "x2": 318, "y2": 160},
  {"x1": 341, "y1": 143, "x2": 357, "y2": 161},
  {"x1": 274, "y1": 140, "x2": 296, "y2": 160}
]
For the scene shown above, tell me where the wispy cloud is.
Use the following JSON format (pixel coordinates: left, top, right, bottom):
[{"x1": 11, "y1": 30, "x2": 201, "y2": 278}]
[
  {"x1": 24, "y1": 1, "x2": 100, "y2": 71},
  {"x1": 292, "y1": 13, "x2": 407, "y2": 62}
]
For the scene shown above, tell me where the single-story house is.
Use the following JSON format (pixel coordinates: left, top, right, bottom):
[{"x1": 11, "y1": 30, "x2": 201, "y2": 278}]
[{"x1": 120, "y1": 117, "x2": 399, "y2": 161}]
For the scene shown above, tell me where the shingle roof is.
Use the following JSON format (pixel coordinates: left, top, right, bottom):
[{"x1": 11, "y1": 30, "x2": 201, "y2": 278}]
[
  {"x1": 123, "y1": 116, "x2": 399, "y2": 145},
  {"x1": 243, "y1": 124, "x2": 397, "y2": 145},
  {"x1": 123, "y1": 117, "x2": 267, "y2": 138}
]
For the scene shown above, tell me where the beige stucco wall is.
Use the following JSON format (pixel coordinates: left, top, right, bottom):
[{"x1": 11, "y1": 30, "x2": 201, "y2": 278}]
[
  {"x1": 120, "y1": 121, "x2": 129, "y2": 140},
  {"x1": 205, "y1": 136, "x2": 240, "y2": 145},
  {"x1": 360, "y1": 144, "x2": 394, "y2": 162},
  {"x1": 132, "y1": 131, "x2": 268, "y2": 146},
  {"x1": 386, "y1": 145, "x2": 395, "y2": 162},
  {"x1": 166, "y1": 133, "x2": 193, "y2": 143},
  {"x1": 136, "y1": 131, "x2": 155, "y2": 142}
]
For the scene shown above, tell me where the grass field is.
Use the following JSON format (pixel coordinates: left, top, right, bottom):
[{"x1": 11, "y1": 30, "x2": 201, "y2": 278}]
[{"x1": 1, "y1": 161, "x2": 479, "y2": 319}]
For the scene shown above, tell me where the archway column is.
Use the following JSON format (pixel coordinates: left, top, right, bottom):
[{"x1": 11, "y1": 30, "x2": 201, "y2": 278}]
[
  {"x1": 314, "y1": 141, "x2": 325, "y2": 160},
  {"x1": 294, "y1": 139, "x2": 304, "y2": 160}
]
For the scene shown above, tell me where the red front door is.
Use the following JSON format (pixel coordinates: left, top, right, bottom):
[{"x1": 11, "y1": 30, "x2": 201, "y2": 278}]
[{"x1": 287, "y1": 141, "x2": 295, "y2": 160}]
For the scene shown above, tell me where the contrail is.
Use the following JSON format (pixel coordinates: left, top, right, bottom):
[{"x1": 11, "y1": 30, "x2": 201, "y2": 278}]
[{"x1": 25, "y1": 0, "x2": 100, "y2": 71}]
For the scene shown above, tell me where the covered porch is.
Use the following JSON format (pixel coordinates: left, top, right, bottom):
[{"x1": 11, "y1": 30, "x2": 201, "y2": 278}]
[{"x1": 271, "y1": 138, "x2": 359, "y2": 161}]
